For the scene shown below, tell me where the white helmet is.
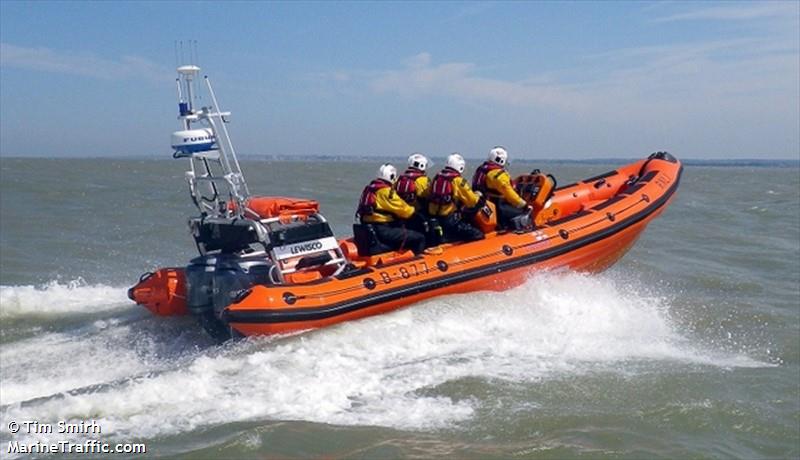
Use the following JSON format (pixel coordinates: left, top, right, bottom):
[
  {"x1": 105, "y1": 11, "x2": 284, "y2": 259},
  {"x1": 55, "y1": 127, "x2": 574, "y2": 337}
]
[
  {"x1": 488, "y1": 146, "x2": 508, "y2": 166},
  {"x1": 407, "y1": 153, "x2": 429, "y2": 172},
  {"x1": 446, "y1": 153, "x2": 466, "y2": 174},
  {"x1": 378, "y1": 163, "x2": 398, "y2": 183}
]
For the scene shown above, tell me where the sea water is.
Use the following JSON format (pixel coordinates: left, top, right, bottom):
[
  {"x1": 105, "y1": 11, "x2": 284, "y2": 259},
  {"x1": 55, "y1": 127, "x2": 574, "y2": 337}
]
[{"x1": 0, "y1": 157, "x2": 797, "y2": 458}]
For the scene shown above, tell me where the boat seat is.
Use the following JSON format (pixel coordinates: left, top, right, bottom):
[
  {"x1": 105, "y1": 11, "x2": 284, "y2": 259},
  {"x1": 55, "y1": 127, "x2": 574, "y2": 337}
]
[
  {"x1": 284, "y1": 270, "x2": 323, "y2": 284},
  {"x1": 340, "y1": 238, "x2": 415, "y2": 267},
  {"x1": 352, "y1": 223, "x2": 394, "y2": 256}
]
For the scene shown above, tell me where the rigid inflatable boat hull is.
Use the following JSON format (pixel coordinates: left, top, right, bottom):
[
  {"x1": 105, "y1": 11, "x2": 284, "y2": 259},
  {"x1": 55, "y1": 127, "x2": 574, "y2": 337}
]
[{"x1": 223, "y1": 156, "x2": 682, "y2": 336}]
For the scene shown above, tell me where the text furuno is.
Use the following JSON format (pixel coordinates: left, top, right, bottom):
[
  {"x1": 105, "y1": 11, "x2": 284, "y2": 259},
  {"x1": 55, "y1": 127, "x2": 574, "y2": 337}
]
[{"x1": 183, "y1": 135, "x2": 214, "y2": 142}]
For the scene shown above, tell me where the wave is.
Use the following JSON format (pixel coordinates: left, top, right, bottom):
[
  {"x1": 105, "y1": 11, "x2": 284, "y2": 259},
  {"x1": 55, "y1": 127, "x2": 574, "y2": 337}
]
[
  {"x1": 0, "y1": 272, "x2": 773, "y2": 446},
  {"x1": 0, "y1": 279, "x2": 130, "y2": 318}
]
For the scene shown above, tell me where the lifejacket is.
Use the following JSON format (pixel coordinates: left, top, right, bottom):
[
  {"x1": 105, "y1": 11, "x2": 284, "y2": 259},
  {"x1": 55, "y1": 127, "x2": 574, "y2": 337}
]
[
  {"x1": 471, "y1": 161, "x2": 504, "y2": 195},
  {"x1": 429, "y1": 168, "x2": 460, "y2": 205},
  {"x1": 395, "y1": 168, "x2": 424, "y2": 204},
  {"x1": 357, "y1": 179, "x2": 392, "y2": 216}
]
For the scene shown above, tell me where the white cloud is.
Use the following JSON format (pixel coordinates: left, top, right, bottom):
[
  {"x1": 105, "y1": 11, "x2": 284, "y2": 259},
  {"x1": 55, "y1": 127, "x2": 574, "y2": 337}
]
[
  {"x1": 368, "y1": 52, "x2": 589, "y2": 112},
  {"x1": 317, "y1": 35, "x2": 797, "y2": 158},
  {"x1": 0, "y1": 43, "x2": 172, "y2": 82},
  {"x1": 358, "y1": 32, "x2": 798, "y2": 121},
  {"x1": 654, "y1": 2, "x2": 798, "y2": 22}
]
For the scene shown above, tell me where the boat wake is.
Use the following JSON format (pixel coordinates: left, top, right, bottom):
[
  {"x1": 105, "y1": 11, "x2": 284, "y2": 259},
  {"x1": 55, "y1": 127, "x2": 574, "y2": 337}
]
[
  {"x1": 0, "y1": 272, "x2": 774, "y2": 446},
  {"x1": 0, "y1": 278, "x2": 130, "y2": 318}
]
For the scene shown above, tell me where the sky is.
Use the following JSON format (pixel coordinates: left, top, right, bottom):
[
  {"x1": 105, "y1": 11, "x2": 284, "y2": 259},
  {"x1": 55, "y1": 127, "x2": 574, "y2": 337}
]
[{"x1": 1, "y1": 1, "x2": 798, "y2": 160}]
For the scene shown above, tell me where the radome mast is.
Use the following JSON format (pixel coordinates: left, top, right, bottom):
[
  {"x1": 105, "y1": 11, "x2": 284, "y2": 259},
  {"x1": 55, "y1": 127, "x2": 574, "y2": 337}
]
[{"x1": 170, "y1": 52, "x2": 251, "y2": 219}]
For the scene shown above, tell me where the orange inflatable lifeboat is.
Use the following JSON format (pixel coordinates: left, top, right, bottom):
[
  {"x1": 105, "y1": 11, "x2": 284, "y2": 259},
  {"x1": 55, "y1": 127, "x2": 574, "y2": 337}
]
[{"x1": 130, "y1": 152, "x2": 682, "y2": 340}]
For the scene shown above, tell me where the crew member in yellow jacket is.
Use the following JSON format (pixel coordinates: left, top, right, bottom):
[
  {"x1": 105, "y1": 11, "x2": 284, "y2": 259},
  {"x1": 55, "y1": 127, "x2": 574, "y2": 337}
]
[
  {"x1": 394, "y1": 152, "x2": 432, "y2": 237},
  {"x1": 427, "y1": 153, "x2": 485, "y2": 243},
  {"x1": 356, "y1": 164, "x2": 426, "y2": 255},
  {"x1": 395, "y1": 153, "x2": 431, "y2": 209},
  {"x1": 472, "y1": 146, "x2": 532, "y2": 229}
]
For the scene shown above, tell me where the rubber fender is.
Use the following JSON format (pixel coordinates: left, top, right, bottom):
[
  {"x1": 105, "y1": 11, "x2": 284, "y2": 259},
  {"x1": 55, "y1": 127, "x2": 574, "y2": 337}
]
[{"x1": 534, "y1": 202, "x2": 562, "y2": 226}]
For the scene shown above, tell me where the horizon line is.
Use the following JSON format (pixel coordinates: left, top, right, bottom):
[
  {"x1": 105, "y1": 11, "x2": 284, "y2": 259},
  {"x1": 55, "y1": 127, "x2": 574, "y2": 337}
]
[{"x1": 1, "y1": 154, "x2": 798, "y2": 167}]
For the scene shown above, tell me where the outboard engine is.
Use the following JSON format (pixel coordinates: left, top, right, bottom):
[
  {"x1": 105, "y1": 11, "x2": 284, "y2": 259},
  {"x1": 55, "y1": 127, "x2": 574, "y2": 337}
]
[{"x1": 185, "y1": 253, "x2": 274, "y2": 341}]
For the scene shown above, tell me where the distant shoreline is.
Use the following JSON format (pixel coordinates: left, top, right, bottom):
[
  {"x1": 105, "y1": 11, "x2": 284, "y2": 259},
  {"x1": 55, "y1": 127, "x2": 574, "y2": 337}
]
[{"x1": 1, "y1": 154, "x2": 798, "y2": 168}]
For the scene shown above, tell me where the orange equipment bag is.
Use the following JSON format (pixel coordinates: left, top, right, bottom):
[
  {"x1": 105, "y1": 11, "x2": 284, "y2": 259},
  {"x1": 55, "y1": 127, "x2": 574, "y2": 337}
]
[
  {"x1": 473, "y1": 200, "x2": 497, "y2": 233},
  {"x1": 236, "y1": 196, "x2": 320, "y2": 220}
]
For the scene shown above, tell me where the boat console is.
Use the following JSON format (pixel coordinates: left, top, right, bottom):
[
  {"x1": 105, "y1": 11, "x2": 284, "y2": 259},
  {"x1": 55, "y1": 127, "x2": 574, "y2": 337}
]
[{"x1": 165, "y1": 61, "x2": 352, "y2": 338}]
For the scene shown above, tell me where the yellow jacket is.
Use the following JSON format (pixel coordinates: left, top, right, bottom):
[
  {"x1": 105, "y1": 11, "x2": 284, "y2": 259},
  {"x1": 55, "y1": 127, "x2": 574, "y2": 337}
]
[
  {"x1": 428, "y1": 174, "x2": 481, "y2": 217},
  {"x1": 414, "y1": 175, "x2": 430, "y2": 200},
  {"x1": 361, "y1": 184, "x2": 416, "y2": 224},
  {"x1": 409, "y1": 175, "x2": 430, "y2": 213},
  {"x1": 485, "y1": 168, "x2": 526, "y2": 208}
]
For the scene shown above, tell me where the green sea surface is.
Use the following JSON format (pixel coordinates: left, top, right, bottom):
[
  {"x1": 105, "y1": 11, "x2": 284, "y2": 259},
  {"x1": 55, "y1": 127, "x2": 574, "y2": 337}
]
[{"x1": 0, "y1": 157, "x2": 798, "y2": 459}]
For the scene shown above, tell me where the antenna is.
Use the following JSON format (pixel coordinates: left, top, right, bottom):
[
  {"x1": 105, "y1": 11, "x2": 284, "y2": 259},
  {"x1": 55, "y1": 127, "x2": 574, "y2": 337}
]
[{"x1": 177, "y1": 64, "x2": 200, "y2": 114}]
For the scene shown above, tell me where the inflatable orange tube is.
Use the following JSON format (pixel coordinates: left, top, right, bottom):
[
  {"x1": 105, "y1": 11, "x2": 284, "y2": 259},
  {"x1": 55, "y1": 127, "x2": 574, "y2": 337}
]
[
  {"x1": 127, "y1": 268, "x2": 187, "y2": 316},
  {"x1": 223, "y1": 154, "x2": 682, "y2": 336}
]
